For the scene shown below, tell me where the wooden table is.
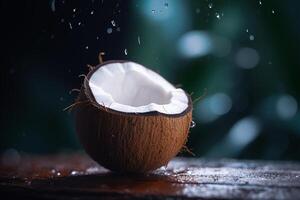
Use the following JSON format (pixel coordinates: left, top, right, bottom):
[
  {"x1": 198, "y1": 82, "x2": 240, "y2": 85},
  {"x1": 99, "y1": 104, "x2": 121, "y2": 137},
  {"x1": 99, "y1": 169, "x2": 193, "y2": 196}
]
[{"x1": 0, "y1": 153, "x2": 300, "y2": 199}]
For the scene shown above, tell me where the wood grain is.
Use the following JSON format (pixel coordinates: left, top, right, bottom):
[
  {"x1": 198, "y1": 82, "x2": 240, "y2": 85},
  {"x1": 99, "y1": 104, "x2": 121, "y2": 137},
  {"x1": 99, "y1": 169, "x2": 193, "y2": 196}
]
[{"x1": 1, "y1": 153, "x2": 300, "y2": 199}]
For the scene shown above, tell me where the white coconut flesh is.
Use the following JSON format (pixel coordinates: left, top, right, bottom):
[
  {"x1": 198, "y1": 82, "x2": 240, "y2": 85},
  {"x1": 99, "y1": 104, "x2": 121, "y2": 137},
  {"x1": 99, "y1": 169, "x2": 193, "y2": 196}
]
[{"x1": 88, "y1": 62, "x2": 189, "y2": 114}]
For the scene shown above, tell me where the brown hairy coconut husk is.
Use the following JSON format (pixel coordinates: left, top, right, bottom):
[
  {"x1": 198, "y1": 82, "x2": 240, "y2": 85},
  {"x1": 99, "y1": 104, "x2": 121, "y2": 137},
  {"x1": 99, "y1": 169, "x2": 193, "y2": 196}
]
[{"x1": 74, "y1": 60, "x2": 192, "y2": 173}]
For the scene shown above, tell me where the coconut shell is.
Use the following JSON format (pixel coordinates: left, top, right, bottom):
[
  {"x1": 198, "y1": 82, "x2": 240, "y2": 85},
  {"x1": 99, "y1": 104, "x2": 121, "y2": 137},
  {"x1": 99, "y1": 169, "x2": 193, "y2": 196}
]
[{"x1": 74, "y1": 61, "x2": 193, "y2": 173}]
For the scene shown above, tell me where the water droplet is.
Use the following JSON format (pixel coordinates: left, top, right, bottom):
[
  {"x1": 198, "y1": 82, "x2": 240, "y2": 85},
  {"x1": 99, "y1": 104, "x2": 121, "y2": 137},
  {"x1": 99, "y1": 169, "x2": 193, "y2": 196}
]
[
  {"x1": 90, "y1": 10, "x2": 94, "y2": 15},
  {"x1": 111, "y1": 20, "x2": 116, "y2": 27},
  {"x1": 249, "y1": 35, "x2": 255, "y2": 41},
  {"x1": 259, "y1": 0, "x2": 262, "y2": 5},
  {"x1": 73, "y1": 8, "x2": 76, "y2": 13},
  {"x1": 25, "y1": 180, "x2": 32, "y2": 185},
  {"x1": 272, "y1": 9, "x2": 275, "y2": 14},
  {"x1": 107, "y1": 28, "x2": 112, "y2": 34},
  {"x1": 56, "y1": 172, "x2": 61, "y2": 176},
  {"x1": 196, "y1": 8, "x2": 200, "y2": 14},
  {"x1": 51, "y1": 0, "x2": 56, "y2": 12},
  {"x1": 190, "y1": 121, "x2": 196, "y2": 128},
  {"x1": 246, "y1": 29, "x2": 249, "y2": 33},
  {"x1": 208, "y1": 3, "x2": 213, "y2": 9},
  {"x1": 69, "y1": 22, "x2": 73, "y2": 30},
  {"x1": 151, "y1": 9, "x2": 155, "y2": 14},
  {"x1": 96, "y1": 36, "x2": 99, "y2": 40},
  {"x1": 70, "y1": 171, "x2": 79, "y2": 175},
  {"x1": 164, "y1": 2, "x2": 168, "y2": 8},
  {"x1": 215, "y1": 12, "x2": 220, "y2": 19},
  {"x1": 137, "y1": 36, "x2": 141, "y2": 45},
  {"x1": 85, "y1": 46, "x2": 89, "y2": 50},
  {"x1": 124, "y1": 48, "x2": 128, "y2": 55},
  {"x1": 78, "y1": 22, "x2": 81, "y2": 26}
]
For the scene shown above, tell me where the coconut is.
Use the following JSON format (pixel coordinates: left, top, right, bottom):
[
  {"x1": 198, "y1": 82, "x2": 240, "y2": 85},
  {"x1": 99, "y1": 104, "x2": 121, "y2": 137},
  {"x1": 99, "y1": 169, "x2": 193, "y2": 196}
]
[{"x1": 74, "y1": 60, "x2": 192, "y2": 173}]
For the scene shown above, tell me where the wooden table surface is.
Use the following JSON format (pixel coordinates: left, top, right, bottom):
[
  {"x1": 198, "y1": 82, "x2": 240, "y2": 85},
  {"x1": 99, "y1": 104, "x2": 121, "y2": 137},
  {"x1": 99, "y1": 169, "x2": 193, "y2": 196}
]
[{"x1": 0, "y1": 153, "x2": 300, "y2": 199}]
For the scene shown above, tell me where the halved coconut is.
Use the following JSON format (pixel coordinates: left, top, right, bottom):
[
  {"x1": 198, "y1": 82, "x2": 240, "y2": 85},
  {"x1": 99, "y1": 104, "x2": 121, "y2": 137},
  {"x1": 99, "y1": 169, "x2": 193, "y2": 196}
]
[{"x1": 75, "y1": 61, "x2": 192, "y2": 173}]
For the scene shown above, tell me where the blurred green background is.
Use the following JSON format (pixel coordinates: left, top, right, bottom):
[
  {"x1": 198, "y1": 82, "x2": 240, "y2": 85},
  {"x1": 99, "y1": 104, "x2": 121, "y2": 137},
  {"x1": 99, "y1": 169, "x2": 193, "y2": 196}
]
[{"x1": 0, "y1": 0, "x2": 299, "y2": 160}]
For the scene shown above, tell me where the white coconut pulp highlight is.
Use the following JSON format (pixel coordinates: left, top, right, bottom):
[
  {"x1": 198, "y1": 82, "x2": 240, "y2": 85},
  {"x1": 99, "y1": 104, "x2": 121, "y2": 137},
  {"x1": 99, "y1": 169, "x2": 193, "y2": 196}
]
[{"x1": 88, "y1": 62, "x2": 189, "y2": 114}]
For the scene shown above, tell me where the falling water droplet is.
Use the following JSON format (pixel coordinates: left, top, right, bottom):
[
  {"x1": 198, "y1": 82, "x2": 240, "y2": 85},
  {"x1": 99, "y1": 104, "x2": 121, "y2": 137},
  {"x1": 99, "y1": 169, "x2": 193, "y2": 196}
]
[
  {"x1": 111, "y1": 20, "x2": 116, "y2": 27},
  {"x1": 271, "y1": 9, "x2": 275, "y2": 14},
  {"x1": 215, "y1": 12, "x2": 220, "y2": 19},
  {"x1": 69, "y1": 22, "x2": 73, "y2": 30},
  {"x1": 73, "y1": 8, "x2": 76, "y2": 13},
  {"x1": 208, "y1": 3, "x2": 213, "y2": 9},
  {"x1": 90, "y1": 10, "x2": 94, "y2": 15},
  {"x1": 249, "y1": 35, "x2": 255, "y2": 41},
  {"x1": 190, "y1": 121, "x2": 196, "y2": 128},
  {"x1": 246, "y1": 29, "x2": 249, "y2": 33},
  {"x1": 259, "y1": 0, "x2": 262, "y2": 5},
  {"x1": 56, "y1": 172, "x2": 61, "y2": 176},
  {"x1": 124, "y1": 49, "x2": 128, "y2": 55},
  {"x1": 51, "y1": 0, "x2": 56, "y2": 12},
  {"x1": 137, "y1": 36, "x2": 141, "y2": 45},
  {"x1": 85, "y1": 46, "x2": 89, "y2": 50},
  {"x1": 107, "y1": 28, "x2": 113, "y2": 34},
  {"x1": 78, "y1": 22, "x2": 81, "y2": 26},
  {"x1": 96, "y1": 36, "x2": 99, "y2": 40}
]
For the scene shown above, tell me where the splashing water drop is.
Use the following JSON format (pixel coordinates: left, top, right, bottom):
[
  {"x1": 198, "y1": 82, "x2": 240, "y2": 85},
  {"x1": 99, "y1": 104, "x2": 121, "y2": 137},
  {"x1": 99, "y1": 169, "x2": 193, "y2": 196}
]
[
  {"x1": 124, "y1": 49, "x2": 128, "y2": 55},
  {"x1": 249, "y1": 35, "x2": 255, "y2": 41},
  {"x1": 208, "y1": 3, "x2": 213, "y2": 9},
  {"x1": 111, "y1": 20, "x2": 116, "y2": 27},
  {"x1": 137, "y1": 36, "x2": 141, "y2": 45},
  {"x1": 190, "y1": 121, "x2": 196, "y2": 128},
  {"x1": 107, "y1": 28, "x2": 112, "y2": 34}
]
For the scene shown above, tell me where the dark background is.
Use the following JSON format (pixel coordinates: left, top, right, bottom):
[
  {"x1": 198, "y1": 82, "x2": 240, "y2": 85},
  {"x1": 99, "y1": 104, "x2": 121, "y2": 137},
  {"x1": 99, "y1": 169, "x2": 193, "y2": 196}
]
[{"x1": 1, "y1": 0, "x2": 300, "y2": 160}]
